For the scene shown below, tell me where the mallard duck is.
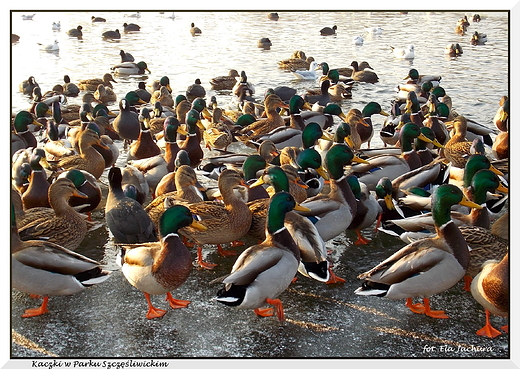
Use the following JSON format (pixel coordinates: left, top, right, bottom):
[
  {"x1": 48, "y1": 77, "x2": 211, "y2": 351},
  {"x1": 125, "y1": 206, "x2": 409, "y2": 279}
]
[
  {"x1": 422, "y1": 97, "x2": 450, "y2": 146},
  {"x1": 470, "y1": 31, "x2": 487, "y2": 45},
  {"x1": 111, "y1": 61, "x2": 150, "y2": 75},
  {"x1": 212, "y1": 191, "x2": 308, "y2": 321},
  {"x1": 300, "y1": 103, "x2": 348, "y2": 130},
  {"x1": 249, "y1": 166, "x2": 343, "y2": 284},
  {"x1": 123, "y1": 22, "x2": 140, "y2": 32},
  {"x1": 210, "y1": 69, "x2": 240, "y2": 90},
  {"x1": 358, "y1": 102, "x2": 389, "y2": 149},
  {"x1": 414, "y1": 126, "x2": 444, "y2": 166},
  {"x1": 62, "y1": 75, "x2": 80, "y2": 96},
  {"x1": 105, "y1": 166, "x2": 158, "y2": 243},
  {"x1": 57, "y1": 168, "x2": 101, "y2": 218},
  {"x1": 443, "y1": 115, "x2": 474, "y2": 169},
  {"x1": 295, "y1": 144, "x2": 367, "y2": 242},
  {"x1": 346, "y1": 176, "x2": 380, "y2": 245},
  {"x1": 12, "y1": 110, "x2": 43, "y2": 149},
  {"x1": 18, "y1": 177, "x2": 90, "y2": 251},
  {"x1": 268, "y1": 12, "x2": 279, "y2": 20},
  {"x1": 102, "y1": 29, "x2": 121, "y2": 39},
  {"x1": 237, "y1": 94, "x2": 287, "y2": 140},
  {"x1": 355, "y1": 184, "x2": 481, "y2": 318},
  {"x1": 349, "y1": 61, "x2": 379, "y2": 83},
  {"x1": 257, "y1": 37, "x2": 272, "y2": 48},
  {"x1": 492, "y1": 97, "x2": 508, "y2": 160},
  {"x1": 67, "y1": 25, "x2": 83, "y2": 38},
  {"x1": 21, "y1": 151, "x2": 51, "y2": 209},
  {"x1": 459, "y1": 211, "x2": 508, "y2": 291},
  {"x1": 470, "y1": 253, "x2": 508, "y2": 338},
  {"x1": 19, "y1": 76, "x2": 39, "y2": 95},
  {"x1": 53, "y1": 128, "x2": 109, "y2": 179},
  {"x1": 78, "y1": 73, "x2": 116, "y2": 91},
  {"x1": 178, "y1": 169, "x2": 252, "y2": 270},
  {"x1": 11, "y1": 208, "x2": 111, "y2": 318},
  {"x1": 186, "y1": 78, "x2": 206, "y2": 101},
  {"x1": 145, "y1": 164, "x2": 205, "y2": 227},
  {"x1": 127, "y1": 120, "x2": 162, "y2": 162},
  {"x1": 117, "y1": 205, "x2": 206, "y2": 319},
  {"x1": 93, "y1": 84, "x2": 116, "y2": 104},
  {"x1": 177, "y1": 109, "x2": 205, "y2": 168},
  {"x1": 445, "y1": 43, "x2": 463, "y2": 56},
  {"x1": 203, "y1": 108, "x2": 233, "y2": 151},
  {"x1": 347, "y1": 123, "x2": 438, "y2": 190},
  {"x1": 320, "y1": 25, "x2": 337, "y2": 35},
  {"x1": 190, "y1": 22, "x2": 202, "y2": 35}
]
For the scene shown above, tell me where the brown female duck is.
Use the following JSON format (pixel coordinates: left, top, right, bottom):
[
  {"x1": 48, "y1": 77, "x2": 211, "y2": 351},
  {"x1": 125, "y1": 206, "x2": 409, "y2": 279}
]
[
  {"x1": 18, "y1": 178, "x2": 89, "y2": 250},
  {"x1": 78, "y1": 73, "x2": 116, "y2": 91}
]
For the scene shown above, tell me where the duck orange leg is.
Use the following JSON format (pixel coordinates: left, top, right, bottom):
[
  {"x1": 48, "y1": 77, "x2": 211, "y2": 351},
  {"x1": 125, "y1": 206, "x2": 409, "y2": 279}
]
[
  {"x1": 267, "y1": 298, "x2": 285, "y2": 321},
  {"x1": 254, "y1": 307, "x2": 275, "y2": 318},
  {"x1": 463, "y1": 275, "x2": 472, "y2": 292},
  {"x1": 354, "y1": 229, "x2": 371, "y2": 245},
  {"x1": 197, "y1": 246, "x2": 218, "y2": 270},
  {"x1": 405, "y1": 298, "x2": 426, "y2": 314},
  {"x1": 165, "y1": 292, "x2": 190, "y2": 309},
  {"x1": 217, "y1": 244, "x2": 237, "y2": 257},
  {"x1": 476, "y1": 310, "x2": 502, "y2": 338},
  {"x1": 423, "y1": 298, "x2": 449, "y2": 319},
  {"x1": 22, "y1": 296, "x2": 49, "y2": 318},
  {"x1": 144, "y1": 293, "x2": 167, "y2": 319},
  {"x1": 326, "y1": 265, "x2": 346, "y2": 284}
]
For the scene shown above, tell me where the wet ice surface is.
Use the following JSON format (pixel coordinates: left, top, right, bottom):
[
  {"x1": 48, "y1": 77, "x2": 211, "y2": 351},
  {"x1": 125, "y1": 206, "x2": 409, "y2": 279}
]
[{"x1": 11, "y1": 212, "x2": 510, "y2": 359}]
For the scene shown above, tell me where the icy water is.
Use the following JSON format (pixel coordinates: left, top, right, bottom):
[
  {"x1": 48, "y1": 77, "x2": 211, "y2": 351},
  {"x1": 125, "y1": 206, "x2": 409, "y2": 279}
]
[{"x1": 10, "y1": 10, "x2": 512, "y2": 363}]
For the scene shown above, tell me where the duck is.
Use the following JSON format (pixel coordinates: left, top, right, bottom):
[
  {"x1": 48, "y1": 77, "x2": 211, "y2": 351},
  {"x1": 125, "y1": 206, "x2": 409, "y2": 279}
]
[
  {"x1": 470, "y1": 253, "x2": 508, "y2": 338},
  {"x1": 278, "y1": 53, "x2": 315, "y2": 71},
  {"x1": 346, "y1": 175, "x2": 380, "y2": 245},
  {"x1": 117, "y1": 205, "x2": 206, "y2": 319},
  {"x1": 113, "y1": 98, "x2": 141, "y2": 143},
  {"x1": 145, "y1": 164, "x2": 205, "y2": 226},
  {"x1": 12, "y1": 110, "x2": 42, "y2": 149},
  {"x1": 492, "y1": 97, "x2": 508, "y2": 160},
  {"x1": 320, "y1": 25, "x2": 337, "y2": 35},
  {"x1": 470, "y1": 31, "x2": 487, "y2": 45},
  {"x1": 414, "y1": 126, "x2": 444, "y2": 166},
  {"x1": 91, "y1": 16, "x2": 106, "y2": 22},
  {"x1": 391, "y1": 44, "x2": 415, "y2": 59},
  {"x1": 62, "y1": 75, "x2": 80, "y2": 97},
  {"x1": 249, "y1": 166, "x2": 343, "y2": 284},
  {"x1": 443, "y1": 115, "x2": 474, "y2": 169},
  {"x1": 268, "y1": 12, "x2": 279, "y2": 20},
  {"x1": 42, "y1": 118, "x2": 75, "y2": 161},
  {"x1": 404, "y1": 68, "x2": 442, "y2": 86},
  {"x1": 123, "y1": 22, "x2": 140, "y2": 32},
  {"x1": 237, "y1": 94, "x2": 288, "y2": 140},
  {"x1": 66, "y1": 25, "x2": 83, "y2": 38},
  {"x1": 212, "y1": 191, "x2": 308, "y2": 321},
  {"x1": 178, "y1": 169, "x2": 252, "y2": 270},
  {"x1": 203, "y1": 108, "x2": 233, "y2": 151},
  {"x1": 232, "y1": 70, "x2": 256, "y2": 99},
  {"x1": 422, "y1": 98, "x2": 450, "y2": 146},
  {"x1": 57, "y1": 169, "x2": 102, "y2": 220},
  {"x1": 349, "y1": 61, "x2": 379, "y2": 83},
  {"x1": 210, "y1": 69, "x2": 240, "y2": 90},
  {"x1": 347, "y1": 122, "x2": 439, "y2": 191},
  {"x1": 21, "y1": 151, "x2": 51, "y2": 210},
  {"x1": 53, "y1": 127, "x2": 109, "y2": 179},
  {"x1": 355, "y1": 184, "x2": 481, "y2": 319},
  {"x1": 190, "y1": 22, "x2": 202, "y2": 35},
  {"x1": 459, "y1": 212, "x2": 509, "y2": 293},
  {"x1": 94, "y1": 84, "x2": 117, "y2": 104},
  {"x1": 445, "y1": 43, "x2": 464, "y2": 56},
  {"x1": 178, "y1": 109, "x2": 205, "y2": 168},
  {"x1": 19, "y1": 76, "x2": 40, "y2": 95},
  {"x1": 296, "y1": 144, "x2": 368, "y2": 242},
  {"x1": 186, "y1": 78, "x2": 206, "y2": 101},
  {"x1": 105, "y1": 166, "x2": 158, "y2": 243},
  {"x1": 11, "y1": 207, "x2": 111, "y2": 318},
  {"x1": 291, "y1": 61, "x2": 320, "y2": 80},
  {"x1": 18, "y1": 177, "x2": 91, "y2": 251},
  {"x1": 300, "y1": 103, "x2": 348, "y2": 130},
  {"x1": 78, "y1": 73, "x2": 117, "y2": 91},
  {"x1": 102, "y1": 29, "x2": 121, "y2": 39},
  {"x1": 111, "y1": 61, "x2": 150, "y2": 75},
  {"x1": 127, "y1": 120, "x2": 162, "y2": 162},
  {"x1": 257, "y1": 37, "x2": 272, "y2": 48},
  {"x1": 357, "y1": 102, "x2": 390, "y2": 149}
]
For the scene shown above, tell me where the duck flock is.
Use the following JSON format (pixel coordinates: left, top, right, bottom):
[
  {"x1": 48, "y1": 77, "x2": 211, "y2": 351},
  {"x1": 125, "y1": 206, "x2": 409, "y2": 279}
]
[{"x1": 11, "y1": 11, "x2": 509, "y2": 347}]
